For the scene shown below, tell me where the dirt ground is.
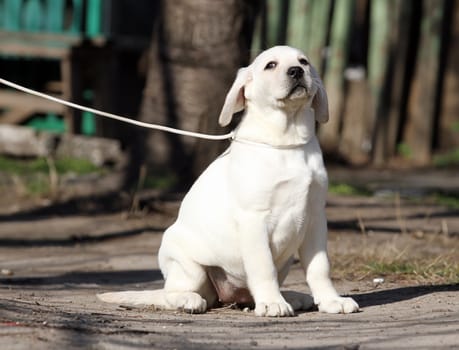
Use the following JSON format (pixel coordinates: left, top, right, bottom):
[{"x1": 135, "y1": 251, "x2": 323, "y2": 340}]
[{"x1": 0, "y1": 174, "x2": 458, "y2": 349}]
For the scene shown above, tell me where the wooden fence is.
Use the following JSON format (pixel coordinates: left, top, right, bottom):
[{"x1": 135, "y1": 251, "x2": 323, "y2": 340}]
[{"x1": 251, "y1": 0, "x2": 459, "y2": 166}]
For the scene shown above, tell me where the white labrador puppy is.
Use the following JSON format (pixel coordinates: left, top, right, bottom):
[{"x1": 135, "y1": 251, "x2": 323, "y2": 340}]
[{"x1": 98, "y1": 46, "x2": 359, "y2": 317}]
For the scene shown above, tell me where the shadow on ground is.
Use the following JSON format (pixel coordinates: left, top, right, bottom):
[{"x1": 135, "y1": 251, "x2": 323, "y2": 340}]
[
  {"x1": 352, "y1": 283, "x2": 459, "y2": 308},
  {"x1": 0, "y1": 226, "x2": 165, "y2": 247},
  {"x1": 0, "y1": 269, "x2": 162, "y2": 287}
]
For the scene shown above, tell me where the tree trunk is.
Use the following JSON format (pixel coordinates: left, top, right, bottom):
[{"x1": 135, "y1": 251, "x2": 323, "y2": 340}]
[
  {"x1": 366, "y1": 0, "x2": 391, "y2": 166},
  {"x1": 319, "y1": 0, "x2": 353, "y2": 155},
  {"x1": 137, "y1": 0, "x2": 258, "y2": 187},
  {"x1": 439, "y1": 0, "x2": 459, "y2": 151},
  {"x1": 404, "y1": 0, "x2": 444, "y2": 165}
]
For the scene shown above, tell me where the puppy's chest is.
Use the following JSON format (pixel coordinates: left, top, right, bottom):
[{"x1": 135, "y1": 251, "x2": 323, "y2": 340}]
[
  {"x1": 232, "y1": 148, "x2": 324, "y2": 233},
  {"x1": 265, "y1": 162, "x2": 321, "y2": 253},
  {"x1": 268, "y1": 156, "x2": 312, "y2": 205},
  {"x1": 268, "y1": 171, "x2": 310, "y2": 234}
]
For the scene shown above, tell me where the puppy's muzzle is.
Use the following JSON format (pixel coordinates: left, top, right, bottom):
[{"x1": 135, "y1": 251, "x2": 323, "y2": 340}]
[
  {"x1": 287, "y1": 66, "x2": 304, "y2": 80},
  {"x1": 286, "y1": 66, "x2": 307, "y2": 99}
]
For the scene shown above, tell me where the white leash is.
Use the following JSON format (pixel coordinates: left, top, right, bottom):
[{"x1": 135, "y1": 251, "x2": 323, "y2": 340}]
[{"x1": 0, "y1": 78, "x2": 234, "y2": 141}]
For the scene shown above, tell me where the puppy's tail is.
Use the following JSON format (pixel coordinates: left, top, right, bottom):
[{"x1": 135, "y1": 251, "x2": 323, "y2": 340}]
[
  {"x1": 97, "y1": 290, "x2": 167, "y2": 307},
  {"x1": 97, "y1": 289, "x2": 208, "y2": 313}
]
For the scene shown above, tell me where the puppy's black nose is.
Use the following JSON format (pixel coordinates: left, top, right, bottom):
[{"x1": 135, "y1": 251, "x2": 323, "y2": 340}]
[{"x1": 287, "y1": 66, "x2": 304, "y2": 80}]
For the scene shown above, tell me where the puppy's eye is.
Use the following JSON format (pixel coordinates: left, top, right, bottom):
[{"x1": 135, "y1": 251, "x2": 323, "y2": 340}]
[
  {"x1": 264, "y1": 61, "x2": 277, "y2": 70},
  {"x1": 299, "y1": 58, "x2": 309, "y2": 66}
]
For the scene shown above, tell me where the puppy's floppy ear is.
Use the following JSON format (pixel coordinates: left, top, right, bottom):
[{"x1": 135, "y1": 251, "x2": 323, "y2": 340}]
[
  {"x1": 310, "y1": 66, "x2": 329, "y2": 123},
  {"x1": 218, "y1": 67, "x2": 250, "y2": 127}
]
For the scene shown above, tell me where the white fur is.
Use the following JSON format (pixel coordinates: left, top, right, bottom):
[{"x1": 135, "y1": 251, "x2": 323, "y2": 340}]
[{"x1": 98, "y1": 46, "x2": 359, "y2": 317}]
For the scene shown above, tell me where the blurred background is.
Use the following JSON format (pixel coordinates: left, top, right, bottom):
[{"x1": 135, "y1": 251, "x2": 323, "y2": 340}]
[{"x1": 0, "y1": 0, "x2": 458, "y2": 201}]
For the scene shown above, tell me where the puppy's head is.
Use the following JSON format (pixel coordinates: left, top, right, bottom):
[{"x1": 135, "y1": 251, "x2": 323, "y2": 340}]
[{"x1": 219, "y1": 46, "x2": 329, "y2": 127}]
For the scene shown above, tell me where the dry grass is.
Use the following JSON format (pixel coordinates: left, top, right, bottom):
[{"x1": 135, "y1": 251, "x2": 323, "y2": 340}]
[
  {"x1": 329, "y1": 232, "x2": 459, "y2": 285},
  {"x1": 326, "y1": 190, "x2": 459, "y2": 286}
]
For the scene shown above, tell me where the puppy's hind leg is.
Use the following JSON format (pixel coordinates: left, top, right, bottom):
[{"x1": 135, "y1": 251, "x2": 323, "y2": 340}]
[
  {"x1": 98, "y1": 261, "x2": 217, "y2": 313},
  {"x1": 162, "y1": 260, "x2": 217, "y2": 313}
]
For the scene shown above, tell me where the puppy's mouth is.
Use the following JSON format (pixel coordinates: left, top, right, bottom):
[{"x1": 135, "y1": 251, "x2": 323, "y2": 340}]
[{"x1": 286, "y1": 83, "x2": 308, "y2": 99}]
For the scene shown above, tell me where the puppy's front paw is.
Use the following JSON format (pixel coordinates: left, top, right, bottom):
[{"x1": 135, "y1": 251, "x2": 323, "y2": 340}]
[
  {"x1": 255, "y1": 300, "x2": 294, "y2": 317},
  {"x1": 318, "y1": 296, "x2": 359, "y2": 314}
]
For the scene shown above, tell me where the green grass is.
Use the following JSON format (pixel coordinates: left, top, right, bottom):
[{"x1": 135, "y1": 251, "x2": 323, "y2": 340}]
[
  {"x1": 0, "y1": 156, "x2": 100, "y2": 176},
  {"x1": 24, "y1": 175, "x2": 50, "y2": 195},
  {"x1": 0, "y1": 156, "x2": 48, "y2": 174},
  {"x1": 365, "y1": 261, "x2": 416, "y2": 275},
  {"x1": 397, "y1": 142, "x2": 413, "y2": 159},
  {"x1": 329, "y1": 183, "x2": 371, "y2": 196},
  {"x1": 53, "y1": 157, "x2": 101, "y2": 175},
  {"x1": 431, "y1": 193, "x2": 459, "y2": 209},
  {"x1": 407, "y1": 192, "x2": 459, "y2": 210},
  {"x1": 0, "y1": 155, "x2": 103, "y2": 197},
  {"x1": 433, "y1": 148, "x2": 459, "y2": 167},
  {"x1": 143, "y1": 173, "x2": 178, "y2": 191}
]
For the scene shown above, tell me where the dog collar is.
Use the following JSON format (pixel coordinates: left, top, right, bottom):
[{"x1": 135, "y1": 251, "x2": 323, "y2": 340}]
[{"x1": 231, "y1": 137, "x2": 308, "y2": 149}]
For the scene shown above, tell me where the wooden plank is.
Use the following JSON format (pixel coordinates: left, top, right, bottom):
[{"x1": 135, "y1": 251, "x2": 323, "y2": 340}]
[
  {"x1": 0, "y1": 107, "x2": 38, "y2": 124},
  {"x1": 0, "y1": 42, "x2": 70, "y2": 58},
  {"x1": 404, "y1": 0, "x2": 444, "y2": 165},
  {"x1": 0, "y1": 31, "x2": 82, "y2": 58},
  {"x1": 0, "y1": 31, "x2": 82, "y2": 44},
  {"x1": 0, "y1": 90, "x2": 66, "y2": 116}
]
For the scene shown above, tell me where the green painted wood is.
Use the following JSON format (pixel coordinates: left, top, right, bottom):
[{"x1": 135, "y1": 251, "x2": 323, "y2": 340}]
[
  {"x1": 0, "y1": 1, "x2": 4, "y2": 27},
  {"x1": 45, "y1": 0, "x2": 65, "y2": 32},
  {"x1": 23, "y1": 0, "x2": 44, "y2": 32},
  {"x1": 3, "y1": 0, "x2": 23, "y2": 31},
  {"x1": 0, "y1": 0, "x2": 84, "y2": 34},
  {"x1": 86, "y1": 0, "x2": 102, "y2": 37},
  {"x1": 69, "y1": 0, "x2": 84, "y2": 34}
]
